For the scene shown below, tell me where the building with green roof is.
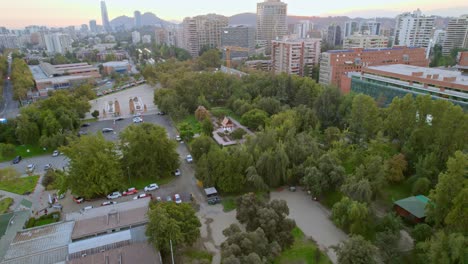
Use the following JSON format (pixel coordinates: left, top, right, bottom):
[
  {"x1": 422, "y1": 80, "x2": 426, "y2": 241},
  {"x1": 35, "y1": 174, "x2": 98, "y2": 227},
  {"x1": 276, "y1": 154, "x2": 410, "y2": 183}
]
[{"x1": 393, "y1": 195, "x2": 430, "y2": 223}]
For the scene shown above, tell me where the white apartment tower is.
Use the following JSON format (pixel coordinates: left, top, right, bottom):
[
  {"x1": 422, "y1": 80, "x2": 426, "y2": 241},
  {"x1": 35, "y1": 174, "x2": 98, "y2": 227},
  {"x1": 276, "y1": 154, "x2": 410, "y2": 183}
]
[
  {"x1": 271, "y1": 38, "x2": 321, "y2": 77},
  {"x1": 132, "y1": 31, "x2": 141, "y2": 44},
  {"x1": 44, "y1": 33, "x2": 73, "y2": 54},
  {"x1": 294, "y1": 20, "x2": 314, "y2": 39},
  {"x1": 343, "y1": 35, "x2": 389, "y2": 49},
  {"x1": 442, "y1": 15, "x2": 468, "y2": 55},
  {"x1": 394, "y1": 9, "x2": 435, "y2": 48},
  {"x1": 256, "y1": 0, "x2": 287, "y2": 50}
]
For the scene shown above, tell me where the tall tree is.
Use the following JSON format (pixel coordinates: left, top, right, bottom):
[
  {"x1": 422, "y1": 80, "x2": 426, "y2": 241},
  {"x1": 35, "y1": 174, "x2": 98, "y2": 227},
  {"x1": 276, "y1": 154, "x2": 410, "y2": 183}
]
[
  {"x1": 335, "y1": 235, "x2": 378, "y2": 264},
  {"x1": 349, "y1": 94, "x2": 382, "y2": 141},
  {"x1": 418, "y1": 231, "x2": 467, "y2": 264},
  {"x1": 301, "y1": 153, "x2": 345, "y2": 197}
]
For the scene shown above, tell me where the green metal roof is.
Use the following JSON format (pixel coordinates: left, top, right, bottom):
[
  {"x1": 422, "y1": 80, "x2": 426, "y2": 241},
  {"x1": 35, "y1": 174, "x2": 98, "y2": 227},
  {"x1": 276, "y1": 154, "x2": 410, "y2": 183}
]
[{"x1": 394, "y1": 195, "x2": 430, "y2": 219}]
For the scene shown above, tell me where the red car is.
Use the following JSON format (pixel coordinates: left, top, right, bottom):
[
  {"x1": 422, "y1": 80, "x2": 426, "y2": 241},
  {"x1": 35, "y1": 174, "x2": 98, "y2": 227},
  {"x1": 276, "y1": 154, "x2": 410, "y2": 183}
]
[
  {"x1": 122, "y1": 187, "x2": 138, "y2": 196},
  {"x1": 73, "y1": 196, "x2": 84, "y2": 204}
]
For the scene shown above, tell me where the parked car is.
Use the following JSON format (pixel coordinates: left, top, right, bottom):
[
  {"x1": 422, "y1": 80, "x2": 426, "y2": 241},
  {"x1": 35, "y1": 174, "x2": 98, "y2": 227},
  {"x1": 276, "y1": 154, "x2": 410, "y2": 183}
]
[
  {"x1": 44, "y1": 164, "x2": 52, "y2": 171},
  {"x1": 157, "y1": 111, "x2": 166, "y2": 115},
  {"x1": 81, "y1": 205, "x2": 93, "y2": 212},
  {"x1": 52, "y1": 150, "x2": 59, "y2": 157},
  {"x1": 174, "y1": 194, "x2": 182, "y2": 204},
  {"x1": 207, "y1": 197, "x2": 221, "y2": 205},
  {"x1": 174, "y1": 169, "x2": 181, "y2": 176},
  {"x1": 115, "y1": 117, "x2": 124, "y2": 121},
  {"x1": 102, "y1": 128, "x2": 114, "y2": 133},
  {"x1": 122, "y1": 187, "x2": 138, "y2": 196},
  {"x1": 101, "y1": 201, "x2": 117, "y2": 206},
  {"x1": 107, "y1": 191, "x2": 122, "y2": 200},
  {"x1": 144, "y1": 184, "x2": 159, "y2": 192},
  {"x1": 52, "y1": 203, "x2": 63, "y2": 210},
  {"x1": 186, "y1": 155, "x2": 193, "y2": 163},
  {"x1": 166, "y1": 196, "x2": 173, "y2": 202},
  {"x1": 12, "y1": 155, "x2": 22, "y2": 164},
  {"x1": 26, "y1": 164, "x2": 36, "y2": 172},
  {"x1": 175, "y1": 135, "x2": 182, "y2": 142},
  {"x1": 133, "y1": 193, "x2": 152, "y2": 200},
  {"x1": 78, "y1": 131, "x2": 88, "y2": 136},
  {"x1": 81, "y1": 123, "x2": 91, "y2": 127},
  {"x1": 133, "y1": 117, "x2": 143, "y2": 123},
  {"x1": 73, "y1": 196, "x2": 84, "y2": 204}
]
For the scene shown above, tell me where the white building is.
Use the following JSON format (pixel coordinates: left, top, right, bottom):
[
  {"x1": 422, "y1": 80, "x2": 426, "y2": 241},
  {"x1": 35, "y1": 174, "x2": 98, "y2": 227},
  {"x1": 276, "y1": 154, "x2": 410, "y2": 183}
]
[
  {"x1": 442, "y1": 15, "x2": 468, "y2": 55},
  {"x1": 344, "y1": 21, "x2": 359, "y2": 38},
  {"x1": 142, "y1": 35, "x2": 151, "y2": 44},
  {"x1": 0, "y1": 34, "x2": 19, "y2": 49},
  {"x1": 104, "y1": 34, "x2": 115, "y2": 43},
  {"x1": 44, "y1": 33, "x2": 73, "y2": 54},
  {"x1": 294, "y1": 20, "x2": 314, "y2": 39},
  {"x1": 343, "y1": 35, "x2": 389, "y2": 49},
  {"x1": 394, "y1": 9, "x2": 435, "y2": 48},
  {"x1": 132, "y1": 31, "x2": 141, "y2": 44},
  {"x1": 256, "y1": 0, "x2": 287, "y2": 50},
  {"x1": 271, "y1": 38, "x2": 321, "y2": 77}
]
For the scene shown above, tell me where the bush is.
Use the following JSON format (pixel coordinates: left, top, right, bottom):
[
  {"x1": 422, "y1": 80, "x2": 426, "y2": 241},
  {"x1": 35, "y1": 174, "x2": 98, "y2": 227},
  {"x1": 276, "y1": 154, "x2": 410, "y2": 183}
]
[
  {"x1": 411, "y1": 223, "x2": 432, "y2": 243},
  {"x1": 231, "y1": 129, "x2": 246, "y2": 140},
  {"x1": 42, "y1": 170, "x2": 57, "y2": 189},
  {"x1": 91, "y1": 110, "x2": 99, "y2": 118},
  {"x1": 412, "y1": 177, "x2": 431, "y2": 195},
  {"x1": 0, "y1": 143, "x2": 16, "y2": 159}
]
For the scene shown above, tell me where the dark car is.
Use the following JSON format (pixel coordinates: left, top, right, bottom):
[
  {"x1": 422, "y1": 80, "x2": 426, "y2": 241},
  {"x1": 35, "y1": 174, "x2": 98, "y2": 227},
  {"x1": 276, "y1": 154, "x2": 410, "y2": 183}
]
[
  {"x1": 207, "y1": 197, "x2": 221, "y2": 205},
  {"x1": 81, "y1": 123, "x2": 91, "y2": 127},
  {"x1": 12, "y1": 156, "x2": 22, "y2": 164},
  {"x1": 115, "y1": 117, "x2": 125, "y2": 121},
  {"x1": 157, "y1": 111, "x2": 166, "y2": 115}
]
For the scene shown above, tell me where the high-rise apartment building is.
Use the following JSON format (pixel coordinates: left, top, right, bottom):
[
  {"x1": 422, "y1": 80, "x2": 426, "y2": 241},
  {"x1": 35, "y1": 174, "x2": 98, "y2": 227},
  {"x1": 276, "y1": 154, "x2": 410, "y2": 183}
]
[
  {"x1": 132, "y1": 31, "x2": 141, "y2": 44},
  {"x1": 294, "y1": 20, "x2": 314, "y2": 39},
  {"x1": 134, "y1": 11, "x2": 142, "y2": 29},
  {"x1": 44, "y1": 33, "x2": 73, "y2": 54},
  {"x1": 272, "y1": 38, "x2": 321, "y2": 77},
  {"x1": 89, "y1": 20, "x2": 97, "y2": 33},
  {"x1": 256, "y1": 0, "x2": 287, "y2": 50},
  {"x1": 343, "y1": 35, "x2": 389, "y2": 49},
  {"x1": 442, "y1": 15, "x2": 468, "y2": 55},
  {"x1": 327, "y1": 24, "x2": 342, "y2": 46},
  {"x1": 0, "y1": 34, "x2": 19, "y2": 49},
  {"x1": 182, "y1": 14, "x2": 228, "y2": 58},
  {"x1": 155, "y1": 27, "x2": 168, "y2": 46},
  {"x1": 360, "y1": 20, "x2": 381, "y2": 35},
  {"x1": 319, "y1": 46, "x2": 429, "y2": 92},
  {"x1": 101, "y1": 1, "x2": 112, "y2": 33},
  {"x1": 221, "y1": 25, "x2": 256, "y2": 58},
  {"x1": 394, "y1": 9, "x2": 435, "y2": 48},
  {"x1": 344, "y1": 21, "x2": 359, "y2": 38}
]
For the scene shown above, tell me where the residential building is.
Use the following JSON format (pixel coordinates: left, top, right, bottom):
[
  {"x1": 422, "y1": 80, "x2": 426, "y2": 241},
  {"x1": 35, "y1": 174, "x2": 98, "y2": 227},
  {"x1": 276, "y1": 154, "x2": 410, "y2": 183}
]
[
  {"x1": 256, "y1": 0, "x2": 288, "y2": 50},
  {"x1": 104, "y1": 34, "x2": 115, "y2": 43},
  {"x1": 132, "y1": 31, "x2": 141, "y2": 44},
  {"x1": 347, "y1": 64, "x2": 468, "y2": 109},
  {"x1": 344, "y1": 21, "x2": 359, "y2": 38},
  {"x1": 44, "y1": 33, "x2": 73, "y2": 54},
  {"x1": 96, "y1": 50, "x2": 127, "y2": 61},
  {"x1": 0, "y1": 34, "x2": 19, "y2": 49},
  {"x1": 319, "y1": 46, "x2": 429, "y2": 91},
  {"x1": 394, "y1": 196, "x2": 430, "y2": 224},
  {"x1": 295, "y1": 20, "x2": 314, "y2": 39},
  {"x1": 102, "y1": 61, "x2": 131, "y2": 75},
  {"x1": 327, "y1": 24, "x2": 342, "y2": 46},
  {"x1": 442, "y1": 15, "x2": 468, "y2": 55},
  {"x1": 245, "y1": 60, "x2": 273, "y2": 71},
  {"x1": 221, "y1": 25, "x2": 256, "y2": 58},
  {"x1": 182, "y1": 14, "x2": 228, "y2": 58},
  {"x1": 154, "y1": 27, "x2": 168, "y2": 45},
  {"x1": 89, "y1": 20, "x2": 97, "y2": 33},
  {"x1": 432, "y1": 29, "x2": 446, "y2": 47},
  {"x1": 394, "y1": 9, "x2": 435, "y2": 48},
  {"x1": 456, "y1": 51, "x2": 468, "y2": 74},
  {"x1": 343, "y1": 35, "x2": 389, "y2": 49},
  {"x1": 272, "y1": 38, "x2": 321, "y2": 77},
  {"x1": 134, "y1": 10, "x2": 142, "y2": 28},
  {"x1": 360, "y1": 20, "x2": 381, "y2": 35},
  {"x1": 142, "y1": 35, "x2": 151, "y2": 44},
  {"x1": 101, "y1": 0, "x2": 112, "y2": 33}
]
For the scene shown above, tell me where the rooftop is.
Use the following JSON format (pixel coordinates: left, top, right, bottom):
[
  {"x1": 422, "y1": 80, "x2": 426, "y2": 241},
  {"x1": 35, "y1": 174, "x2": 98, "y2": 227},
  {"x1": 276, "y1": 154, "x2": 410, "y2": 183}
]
[
  {"x1": 103, "y1": 61, "x2": 130, "y2": 67},
  {"x1": 394, "y1": 195, "x2": 430, "y2": 219}
]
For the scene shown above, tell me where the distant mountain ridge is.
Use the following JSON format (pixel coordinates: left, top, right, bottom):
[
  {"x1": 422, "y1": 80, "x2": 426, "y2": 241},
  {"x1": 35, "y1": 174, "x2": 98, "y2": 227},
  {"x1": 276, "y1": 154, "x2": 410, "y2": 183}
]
[{"x1": 110, "y1": 12, "x2": 172, "y2": 30}]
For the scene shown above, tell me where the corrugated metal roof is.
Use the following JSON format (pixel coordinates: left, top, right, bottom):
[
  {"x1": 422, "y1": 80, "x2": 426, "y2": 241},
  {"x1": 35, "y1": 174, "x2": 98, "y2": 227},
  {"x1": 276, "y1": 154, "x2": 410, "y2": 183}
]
[
  {"x1": 68, "y1": 230, "x2": 131, "y2": 254},
  {"x1": 3, "y1": 221, "x2": 74, "y2": 260},
  {"x1": 394, "y1": 195, "x2": 430, "y2": 219}
]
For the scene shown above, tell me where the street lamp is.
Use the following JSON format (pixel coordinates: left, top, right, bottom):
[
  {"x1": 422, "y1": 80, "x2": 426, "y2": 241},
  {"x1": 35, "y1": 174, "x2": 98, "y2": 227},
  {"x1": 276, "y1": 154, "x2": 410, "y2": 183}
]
[{"x1": 127, "y1": 166, "x2": 130, "y2": 184}]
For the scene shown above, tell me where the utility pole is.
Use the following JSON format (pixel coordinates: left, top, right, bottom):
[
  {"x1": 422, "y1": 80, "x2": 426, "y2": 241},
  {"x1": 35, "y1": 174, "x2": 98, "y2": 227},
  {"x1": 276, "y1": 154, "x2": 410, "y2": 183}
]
[{"x1": 127, "y1": 166, "x2": 130, "y2": 184}]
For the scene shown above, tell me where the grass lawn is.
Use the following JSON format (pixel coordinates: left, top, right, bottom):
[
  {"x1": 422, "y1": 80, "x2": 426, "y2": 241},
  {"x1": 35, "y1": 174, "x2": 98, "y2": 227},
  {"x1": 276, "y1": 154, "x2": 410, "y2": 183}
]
[
  {"x1": 80, "y1": 118, "x2": 99, "y2": 123},
  {"x1": 182, "y1": 249, "x2": 213, "y2": 262},
  {"x1": 210, "y1": 107, "x2": 241, "y2": 121},
  {"x1": 34, "y1": 217, "x2": 59, "y2": 227},
  {"x1": 380, "y1": 180, "x2": 413, "y2": 207},
  {"x1": 321, "y1": 190, "x2": 344, "y2": 209},
  {"x1": 0, "y1": 145, "x2": 51, "y2": 162},
  {"x1": 124, "y1": 175, "x2": 175, "y2": 190},
  {"x1": 274, "y1": 227, "x2": 331, "y2": 264},
  {"x1": 221, "y1": 196, "x2": 237, "y2": 212},
  {"x1": 0, "y1": 175, "x2": 40, "y2": 195},
  {"x1": 0, "y1": 198, "x2": 14, "y2": 214},
  {"x1": 177, "y1": 115, "x2": 202, "y2": 135}
]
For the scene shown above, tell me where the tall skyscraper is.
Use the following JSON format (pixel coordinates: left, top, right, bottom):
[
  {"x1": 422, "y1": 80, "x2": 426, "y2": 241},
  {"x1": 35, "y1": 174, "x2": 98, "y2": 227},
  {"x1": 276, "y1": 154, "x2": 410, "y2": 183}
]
[
  {"x1": 134, "y1": 11, "x2": 142, "y2": 28},
  {"x1": 256, "y1": 0, "x2": 287, "y2": 51},
  {"x1": 327, "y1": 24, "x2": 342, "y2": 46},
  {"x1": 101, "y1": 1, "x2": 112, "y2": 33},
  {"x1": 89, "y1": 20, "x2": 97, "y2": 33},
  {"x1": 442, "y1": 15, "x2": 468, "y2": 55},
  {"x1": 394, "y1": 9, "x2": 435, "y2": 48},
  {"x1": 344, "y1": 21, "x2": 359, "y2": 37},
  {"x1": 294, "y1": 20, "x2": 314, "y2": 38}
]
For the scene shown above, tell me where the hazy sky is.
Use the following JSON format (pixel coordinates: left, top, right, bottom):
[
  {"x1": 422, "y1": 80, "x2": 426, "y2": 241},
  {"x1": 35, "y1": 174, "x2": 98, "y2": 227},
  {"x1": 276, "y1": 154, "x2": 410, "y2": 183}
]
[{"x1": 1, "y1": 0, "x2": 468, "y2": 28}]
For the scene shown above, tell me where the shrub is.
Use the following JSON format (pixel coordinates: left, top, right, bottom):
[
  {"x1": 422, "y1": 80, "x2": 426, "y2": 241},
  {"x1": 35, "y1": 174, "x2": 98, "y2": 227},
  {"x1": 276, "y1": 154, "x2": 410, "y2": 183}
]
[
  {"x1": 231, "y1": 129, "x2": 246, "y2": 140},
  {"x1": 91, "y1": 110, "x2": 99, "y2": 118},
  {"x1": 0, "y1": 143, "x2": 15, "y2": 159},
  {"x1": 412, "y1": 177, "x2": 431, "y2": 195}
]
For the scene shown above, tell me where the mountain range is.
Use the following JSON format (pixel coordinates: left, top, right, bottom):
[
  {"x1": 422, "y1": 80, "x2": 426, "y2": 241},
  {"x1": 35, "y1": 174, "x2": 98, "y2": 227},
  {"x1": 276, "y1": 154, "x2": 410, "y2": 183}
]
[{"x1": 110, "y1": 12, "x2": 172, "y2": 30}]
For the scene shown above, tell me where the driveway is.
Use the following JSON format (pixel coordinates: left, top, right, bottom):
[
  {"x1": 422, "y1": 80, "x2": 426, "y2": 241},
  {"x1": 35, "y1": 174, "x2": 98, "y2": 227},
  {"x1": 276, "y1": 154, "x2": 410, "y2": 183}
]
[{"x1": 271, "y1": 189, "x2": 348, "y2": 263}]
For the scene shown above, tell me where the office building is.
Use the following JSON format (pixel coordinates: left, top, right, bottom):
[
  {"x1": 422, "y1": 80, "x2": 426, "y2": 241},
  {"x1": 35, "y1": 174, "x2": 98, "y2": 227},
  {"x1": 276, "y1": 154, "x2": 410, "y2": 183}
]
[
  {"x1": 134, "y1": 10, "x2": 142, "y2": 28},
  {"x1": 319, "y1": 46, "x2": 429, "y2": 91},
  {"x1": 256, "y1": 0, "x2": 287, "y2": 50},
  {"x1": 272, "y1": 38, "x2": 321, "y2": 77},
  {"x1": 394, "y1": 9, "x2": 435, "y2": 48},
  {"x1": 360, "y1": 20, "x2": 381, "y2": 35},
  {"x1": 343, "y1": 35, "x2": 389, "y2": 49},
  {"x1": 347, "y1": 64, "x2": 468, "y2": 110},
  {"x1": 132, "y1": 31, "x2": 141, "y2": 44},
  {"x1": 182, "y1": 14, "x2": 228, "y2": 58},
  {"x1": 89, "y1": 20, "x2": 97, "y2": 33},
  {"x1": 221, "y1": 25, "x2": 256, "y2": 58},
  {"x1": 295, "y1": 20, "x2": 314, "y2": 39},
  {"x1": 142, "y1": 35, "x2": 151, "y2": 44},
  {"x1": 327, "y1": 24, "x2": 342, "y2": 46},
  {"x1": 44, "y1": 33, "x2": 73, "y2": 54},
  {"x1": 101, "y1": 1, "x2": 112, "y2": 33},
  {"x1": 0, "y1": 34, "x2": 19, "y2": 49},
  {"x1": 344, "y1": 21, "x2": 359, "y2": 37},
  {"x1": 442, "y1": 15, "x2": 468, "y2": 55}
]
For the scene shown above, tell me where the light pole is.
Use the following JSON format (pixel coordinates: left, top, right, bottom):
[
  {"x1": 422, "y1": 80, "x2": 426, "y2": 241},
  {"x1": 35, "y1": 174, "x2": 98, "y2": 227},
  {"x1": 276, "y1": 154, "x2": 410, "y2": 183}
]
[{"x1": 127, "y1": 166, "x2": 130, "y2": 184}]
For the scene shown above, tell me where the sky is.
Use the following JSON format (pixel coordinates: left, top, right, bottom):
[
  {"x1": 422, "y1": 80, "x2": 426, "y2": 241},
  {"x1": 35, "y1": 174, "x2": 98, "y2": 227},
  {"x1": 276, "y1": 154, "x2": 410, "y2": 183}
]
[{"x1": 1, "y1": 0, "x2": 468, "y2": 28}]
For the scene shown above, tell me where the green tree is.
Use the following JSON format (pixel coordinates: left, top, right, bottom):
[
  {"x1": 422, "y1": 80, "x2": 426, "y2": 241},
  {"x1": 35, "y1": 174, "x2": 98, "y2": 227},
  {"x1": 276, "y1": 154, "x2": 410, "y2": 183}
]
[
  {"x1": 301, "y1": 153, "x2": 345, "y2": 197},
  {"x1": 241, "y1": 109, "x2": 269, "y2": 130},
  {"x1": 146, "y1": 202, "x2": 201, "y2": 253},
  {"x1": 411, "y1": 223, "x2": 432, "y2": 243},
  {"x1": 190, "y1": 135, "x2": 216, "y2": 161},
  {"x1": 412, "y1": 177, "x2": 431, "y2": 195},
  {"x1": 120, "y1": 123, "x2": 179, "y2": 181},
  {"x1": 384, "y1": 153, "x2": 408, "y2": 183},
  {"x1": 201, "y1": 117, "x2": 214, "y2": 136},
  {"x1": 196, "y1": 49, "x2": 221, "y2": 70},
  {"x1": 60, "y1": 134, "x2": 123, "y2": 198},
  {"x1": 375, "y1": 230, "x2": 400, "y2": 263},
  {"x1": 418, "y1": 231, "x2": 467, "y2": 264},
  {"x1": 91, "y1": 110, "x2": 99, "y2": 119},
  {"x1": 332, "y1": 197, "x2": 371, "y2": 236},
  {"x1": 255, "y1": 143, "x2": 289, "y2": 187},
  {"x1": 349, "y1": 94, "x2": 382, "y2": 141},
  {"x1": 335, "y1": 235, "x2": 378, "y2": 264}
]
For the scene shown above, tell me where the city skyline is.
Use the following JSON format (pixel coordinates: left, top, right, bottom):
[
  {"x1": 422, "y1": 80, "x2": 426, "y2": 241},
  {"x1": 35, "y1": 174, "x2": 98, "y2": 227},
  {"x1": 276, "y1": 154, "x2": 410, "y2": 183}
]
[{"x1": 1, "y1": 0, "x2": 468, "y2": 28}]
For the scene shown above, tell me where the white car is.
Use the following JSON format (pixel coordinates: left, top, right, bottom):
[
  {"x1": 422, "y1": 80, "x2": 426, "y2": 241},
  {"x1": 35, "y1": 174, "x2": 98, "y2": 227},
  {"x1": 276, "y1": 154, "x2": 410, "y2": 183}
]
[
  {"x1": 175, "y1": 135, "x2": 182, "y2": 142},
  {"x1": 174, "y1": 169, "x2": 181, "y2": 176},
  {"x1": 26, "y1": 164, "x2": 36, "y2": 172},
  {"x1": 186, "y1": 155, "x2": 193, "y2": 163},
  {"x1": 174, "y1": 194, "x2": 182, "y2": 204},
  {"x1": 52, "y1": 150, "x2": 59, "y2": 157},
  {"x1": 144, "y1": 183, "x2": 159, "y2": 192},
  {"x1": 107, "y1": 191, "x2": 122, "y2": 200},
  {"x1": 133, "y1": 117, "x2": 143, "y2": 123}
]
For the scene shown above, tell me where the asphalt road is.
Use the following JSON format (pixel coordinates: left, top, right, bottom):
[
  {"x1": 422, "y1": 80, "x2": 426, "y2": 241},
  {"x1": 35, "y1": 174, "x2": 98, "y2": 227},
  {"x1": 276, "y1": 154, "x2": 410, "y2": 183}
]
[{"x1": 0, "y1": 55, "x2": 19, "y2": 119}]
